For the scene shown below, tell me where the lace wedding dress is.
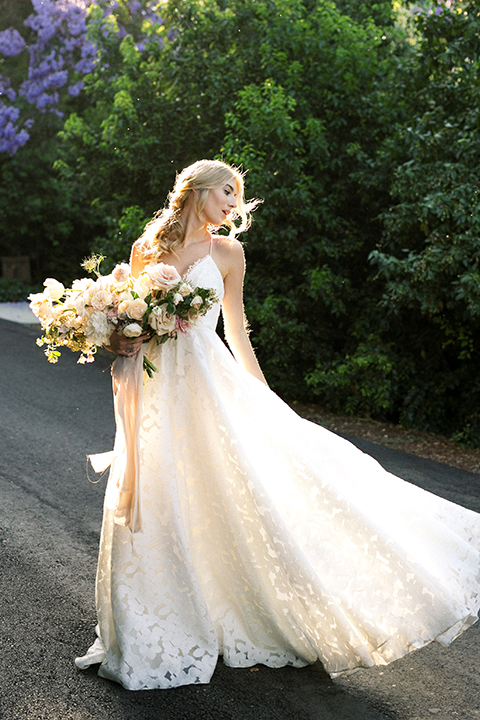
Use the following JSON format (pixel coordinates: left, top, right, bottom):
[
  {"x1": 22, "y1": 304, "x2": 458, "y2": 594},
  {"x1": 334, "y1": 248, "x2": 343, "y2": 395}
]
[{"x1": 76, "y1": 252, "x2": 480, "y2": 691}]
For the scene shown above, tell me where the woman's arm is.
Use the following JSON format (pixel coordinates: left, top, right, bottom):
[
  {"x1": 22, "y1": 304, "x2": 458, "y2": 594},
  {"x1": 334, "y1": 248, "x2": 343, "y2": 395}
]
[{"x1": 221, "y1": 240, "x2": 268, "y2": 386}]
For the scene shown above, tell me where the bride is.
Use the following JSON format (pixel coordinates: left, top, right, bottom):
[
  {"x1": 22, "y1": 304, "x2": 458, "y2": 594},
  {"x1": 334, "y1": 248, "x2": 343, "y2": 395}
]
[{"x1": 76, "y1": 159, "x2": 480, "y2": 691}]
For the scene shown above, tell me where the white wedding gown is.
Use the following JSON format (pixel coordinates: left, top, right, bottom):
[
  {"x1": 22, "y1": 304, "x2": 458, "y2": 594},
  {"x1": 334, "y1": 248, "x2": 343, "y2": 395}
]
[{"x1": 76, "y1": 252, "x2": 480, "y2": 691}]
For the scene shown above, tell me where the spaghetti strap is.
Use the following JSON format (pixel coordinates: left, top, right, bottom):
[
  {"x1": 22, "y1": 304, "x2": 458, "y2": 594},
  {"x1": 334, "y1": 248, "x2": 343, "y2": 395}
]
[{"x1": 209, "y1": 235, "x2": 213, "y2": 256}]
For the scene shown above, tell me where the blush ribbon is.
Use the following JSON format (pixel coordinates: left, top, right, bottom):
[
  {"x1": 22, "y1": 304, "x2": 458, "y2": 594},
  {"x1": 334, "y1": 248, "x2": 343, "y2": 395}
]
[{"x1": 88, "y1": 351, "x2": 144, "y2": 533}]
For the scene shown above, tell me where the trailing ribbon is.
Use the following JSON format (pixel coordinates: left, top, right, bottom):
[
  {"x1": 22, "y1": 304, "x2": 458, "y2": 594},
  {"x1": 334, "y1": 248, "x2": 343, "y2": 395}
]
[{"x1": 88, "y1": 350, "x2": 144, "y2": 533}]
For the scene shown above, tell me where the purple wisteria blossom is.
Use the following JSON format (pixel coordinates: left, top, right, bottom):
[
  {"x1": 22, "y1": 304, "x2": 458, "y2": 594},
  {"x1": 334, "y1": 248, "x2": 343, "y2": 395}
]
[
  {"x1": 128, "y1": 0, "x2": 143, "y2": 13},
  {"x1": 0, "y1": 76, "x2": 17, "y2": 102},
  {"x1": 0, "y1": 0, "x2": 165, "y2": 155},
  {"x1": 0, "y1": 28, "x2": 26, "y2": 57},
  {"x1": 0, "y1": 0, "x2": 97, "y2": 154},
  {"x1": 21, "y1": 0, "x2": 97, "y2": 113},
  {"x1": 0, "y1": 105, "x2": 30, "y2": 154},
  {"x1": 412, "y1": 0, "x2": 456, "y2": 15}
]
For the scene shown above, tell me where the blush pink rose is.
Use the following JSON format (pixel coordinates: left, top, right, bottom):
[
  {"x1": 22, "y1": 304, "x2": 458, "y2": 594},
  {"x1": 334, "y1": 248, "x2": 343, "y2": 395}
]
[
  {"x1": 112, "y1": 263, "x2": 130, "y2": 285},
  {"x1": 175, "y1": 317, "x2": 191, "y2": 334},
  {"x1": 145, "y1": 263, "x2": 181, "y2": 290}
]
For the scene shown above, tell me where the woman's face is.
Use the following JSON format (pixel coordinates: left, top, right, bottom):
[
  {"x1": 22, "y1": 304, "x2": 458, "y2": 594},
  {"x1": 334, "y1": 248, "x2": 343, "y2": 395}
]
[{"x1": 201, "y1": 179, "x2": 238, "y2": 226}]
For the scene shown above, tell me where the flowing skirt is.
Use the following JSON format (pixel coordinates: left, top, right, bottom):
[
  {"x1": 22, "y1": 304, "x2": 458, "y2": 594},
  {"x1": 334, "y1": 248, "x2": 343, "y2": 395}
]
[{"x1": 83, "y1": 327, "x2": 480, "y2": 690}]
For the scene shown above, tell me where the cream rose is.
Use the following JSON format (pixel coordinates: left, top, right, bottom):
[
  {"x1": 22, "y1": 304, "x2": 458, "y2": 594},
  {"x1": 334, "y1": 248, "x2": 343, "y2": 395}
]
[
  {"x1": 123, "y1": 322, "x2": 143, "y2": 338},
  {"x1": 43, "y1": 278, "x2": 65, "y2": 301},
  {"x1": 112, "y1": 263, "x2": 130, "y2": 286},
  {"x1": 127, "y1": 298, "x2": 148, "y2": 321},
  {"x1": 148, "y1": 305, "x2": 176, "y2": 335},
  {"x1": 117, "y1": 299, "x2": 132, "y2": 317},
  {"x1": 190, "y1": 295, "x2": 203, "y2": 309},
  {"x1": 145, "y1": 263, "x2": 181, "y2": 290},
  {"x1": 91, "y1": 289, "x2": 112, "y2": 311},
  {"x1": 173, "y1": 293, "x2": 184, "y2": 306},
  {"x1": 178, "y1": 282, "x2": 193, "y2": 297}
]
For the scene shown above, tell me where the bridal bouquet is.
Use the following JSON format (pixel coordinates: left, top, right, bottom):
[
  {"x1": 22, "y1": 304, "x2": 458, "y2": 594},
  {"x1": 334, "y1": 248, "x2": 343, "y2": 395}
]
[{"x1": 29, "y1": 254, "x2": 218, "y2": 376}]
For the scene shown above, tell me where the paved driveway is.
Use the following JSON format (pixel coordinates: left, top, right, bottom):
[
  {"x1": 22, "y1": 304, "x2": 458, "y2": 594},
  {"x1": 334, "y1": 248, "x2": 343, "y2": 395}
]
[{"x1": 0, "y1": 318, "x2": 479, "y2": 720}]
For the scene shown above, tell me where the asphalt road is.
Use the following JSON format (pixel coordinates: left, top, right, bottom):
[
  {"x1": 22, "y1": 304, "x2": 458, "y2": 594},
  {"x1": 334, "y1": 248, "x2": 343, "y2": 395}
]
[{"x1": 0, "y1": 318, "x2": 479, "y2": 720}]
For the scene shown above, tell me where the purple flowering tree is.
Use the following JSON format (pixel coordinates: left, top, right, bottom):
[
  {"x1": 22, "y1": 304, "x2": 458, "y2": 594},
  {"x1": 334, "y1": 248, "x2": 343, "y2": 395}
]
[
  {"x1": 410, "y1": 0, "x2": 463, "y2": 15},
  {"x1": 0, "y1": 0, "x2": 164, "y2": 154}
]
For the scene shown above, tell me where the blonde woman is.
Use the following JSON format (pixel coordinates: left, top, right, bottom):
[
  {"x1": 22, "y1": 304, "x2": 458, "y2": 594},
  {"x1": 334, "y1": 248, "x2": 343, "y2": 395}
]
[
  {"x1": 77, "y1": 160, "x2": 480, "y2": 691},
  {"x1": 108, "y1": 159, "x2": 266, "y2": 383}
]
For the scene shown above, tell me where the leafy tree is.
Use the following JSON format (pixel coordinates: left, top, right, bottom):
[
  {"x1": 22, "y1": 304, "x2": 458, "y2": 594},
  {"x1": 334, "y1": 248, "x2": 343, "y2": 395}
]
[
  {"x1": 0, "y1": 0, "x2": 164, "y2": 281},
  {"x1": 5, "y1": 0, "x2": 480, "y2": 444},
  {"x1": 56, "y1": 0, "x2": 407, "y2": 401},
  {"x1": 351, "y1": 1, "x2": 480, "y2": 440},
  {"x1": 218, "y1": 1, "x2": 406, "y2": 400}
]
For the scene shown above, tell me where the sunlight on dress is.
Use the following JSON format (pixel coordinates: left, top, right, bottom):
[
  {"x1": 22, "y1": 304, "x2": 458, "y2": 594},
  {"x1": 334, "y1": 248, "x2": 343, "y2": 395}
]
[{"x1": 76, "y1": 254, "x2": 480, "y2": 690}]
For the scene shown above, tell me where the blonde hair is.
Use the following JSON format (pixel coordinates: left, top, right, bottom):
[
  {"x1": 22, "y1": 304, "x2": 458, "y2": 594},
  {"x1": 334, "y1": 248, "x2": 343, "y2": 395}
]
[{"x1": 137, "y1": 159, "x2": 259, "y2": 262}]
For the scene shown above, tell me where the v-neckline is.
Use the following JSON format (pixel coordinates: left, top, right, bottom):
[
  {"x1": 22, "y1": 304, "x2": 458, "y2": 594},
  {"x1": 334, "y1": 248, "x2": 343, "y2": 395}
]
[{"x1": 181, "y1": 253, "x2": 212, "y2": 280}]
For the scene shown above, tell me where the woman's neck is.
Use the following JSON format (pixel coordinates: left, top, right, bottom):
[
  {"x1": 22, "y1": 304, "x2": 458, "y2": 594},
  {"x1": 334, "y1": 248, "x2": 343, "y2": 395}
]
[{"x1": 180, "y1": 194, "x2": 210, "y2": 247}]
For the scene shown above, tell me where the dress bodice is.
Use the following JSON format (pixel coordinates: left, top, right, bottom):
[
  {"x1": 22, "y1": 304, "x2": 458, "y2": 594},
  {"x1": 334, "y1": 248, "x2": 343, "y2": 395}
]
[{"x1": 183, "y1": 254, "x2": 224, "y2": 331}]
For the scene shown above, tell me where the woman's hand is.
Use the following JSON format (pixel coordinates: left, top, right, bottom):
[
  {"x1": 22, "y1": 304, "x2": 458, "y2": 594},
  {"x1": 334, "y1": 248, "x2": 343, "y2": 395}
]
[{"x1": 105, "y1": 330, "x2": 151, "y2": 357}]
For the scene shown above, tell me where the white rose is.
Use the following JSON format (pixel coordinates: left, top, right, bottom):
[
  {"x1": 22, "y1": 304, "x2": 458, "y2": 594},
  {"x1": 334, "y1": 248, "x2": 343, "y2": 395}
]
[
  {"x1": 148, "y1": 305, "x2": 176, "y2": 335},
  {"x1": 145, "y1": 263, "x2": 181, "y2": 290},
  {"x1": 190, "y1": 295, "x2": 203, "y2": 309},
  {"x1": 123, "y1": 322, "x2": 143, "y2": 338},
  {"x1": 43, "y1": 278, "x2": 65, "y2": 301},
  {"x1": 127, "y1": 297, "x2": 148, "y2": 321},
  {"x1": 173, "y1": 293, "x2": 184, "y2": 305}
]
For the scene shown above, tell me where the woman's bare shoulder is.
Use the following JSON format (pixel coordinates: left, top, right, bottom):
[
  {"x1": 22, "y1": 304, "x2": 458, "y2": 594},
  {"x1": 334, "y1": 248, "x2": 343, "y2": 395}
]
[
  {"x1": 212, "y1": 235, "x2": 244, "y2": 274},
  {"x1": 211, "y1": 236, "x2": 244, "y2": 278}
]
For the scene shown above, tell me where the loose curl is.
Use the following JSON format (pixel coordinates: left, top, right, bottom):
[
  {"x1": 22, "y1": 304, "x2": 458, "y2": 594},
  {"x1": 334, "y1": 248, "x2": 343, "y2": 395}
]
[{"x1": 136, "y1": 159, "x2": 259, "y2": 263}]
